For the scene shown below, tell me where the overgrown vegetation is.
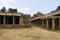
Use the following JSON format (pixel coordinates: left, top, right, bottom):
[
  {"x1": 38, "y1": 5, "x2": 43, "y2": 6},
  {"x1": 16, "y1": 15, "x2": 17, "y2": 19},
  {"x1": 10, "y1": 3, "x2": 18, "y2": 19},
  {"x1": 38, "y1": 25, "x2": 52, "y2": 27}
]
[{"x1": 0, "y1": 7, "x2": 6, "y2": 12}]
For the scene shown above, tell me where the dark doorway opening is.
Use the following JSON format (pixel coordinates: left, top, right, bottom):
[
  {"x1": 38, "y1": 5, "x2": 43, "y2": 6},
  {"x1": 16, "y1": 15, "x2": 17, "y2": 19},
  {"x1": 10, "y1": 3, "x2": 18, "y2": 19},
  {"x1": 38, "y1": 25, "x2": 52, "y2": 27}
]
[
  {"x1": 55, "y1": 18, "x2": 59, "y2": 30},
  {"x1": 14, "y1": 16, "x2": 19, "y2": 24},
  {"x1": 6, "y1": 16, "x2": 13, "y2": 24},
  {"x1": 48, "y1": 18, "x2": 52, "y2": 29},
  {"x1": 0, "y1": 16, "x2": 3, "y2": 24}
]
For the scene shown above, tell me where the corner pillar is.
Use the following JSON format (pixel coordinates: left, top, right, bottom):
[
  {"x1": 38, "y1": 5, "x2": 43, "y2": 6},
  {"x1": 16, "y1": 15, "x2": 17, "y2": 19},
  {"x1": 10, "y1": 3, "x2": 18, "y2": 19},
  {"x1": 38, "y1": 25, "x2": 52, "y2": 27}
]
[{"x1": 19, "y1": 16, "x2": 24, "y2": 25}]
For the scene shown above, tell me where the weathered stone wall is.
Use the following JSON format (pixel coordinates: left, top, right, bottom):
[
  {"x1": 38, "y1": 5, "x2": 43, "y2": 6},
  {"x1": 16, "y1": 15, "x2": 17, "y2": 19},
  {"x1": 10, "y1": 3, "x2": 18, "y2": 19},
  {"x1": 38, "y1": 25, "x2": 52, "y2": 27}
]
[
  {"x1": 0, "y1": 24, "x2": 25, "y2": 29},
  {"x1": 23, "y1": 14, "x2": 32, "y2": 28},
  {"x1": 0, "y1": 13, "x2": 31, "y2": 28}
]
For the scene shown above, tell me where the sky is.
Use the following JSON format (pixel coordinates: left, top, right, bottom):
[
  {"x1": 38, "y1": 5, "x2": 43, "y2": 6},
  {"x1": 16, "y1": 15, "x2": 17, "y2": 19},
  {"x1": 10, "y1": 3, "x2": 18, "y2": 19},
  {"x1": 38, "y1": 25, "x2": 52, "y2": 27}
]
[{"x1": 0, "y1": 0, "x2": 60, "y2": 16}]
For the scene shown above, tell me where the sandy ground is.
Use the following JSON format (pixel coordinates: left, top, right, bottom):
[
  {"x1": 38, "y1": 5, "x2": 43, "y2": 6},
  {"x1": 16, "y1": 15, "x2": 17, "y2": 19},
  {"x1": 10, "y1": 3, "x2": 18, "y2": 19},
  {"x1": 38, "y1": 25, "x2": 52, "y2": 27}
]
[{"x1": 0, "y1": 26, "x2": 60, "y2": 40}]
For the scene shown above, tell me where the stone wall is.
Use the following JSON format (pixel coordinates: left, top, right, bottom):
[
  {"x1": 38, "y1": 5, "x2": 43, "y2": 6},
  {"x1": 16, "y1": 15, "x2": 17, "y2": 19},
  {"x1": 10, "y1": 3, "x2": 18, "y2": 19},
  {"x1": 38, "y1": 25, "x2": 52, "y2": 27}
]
[
  {"x1": 0, "y1": 13, "x2": 31, "y2": 28},
  {"x1": 23, "y1": 14, "x2": 32, "y2": 28}
]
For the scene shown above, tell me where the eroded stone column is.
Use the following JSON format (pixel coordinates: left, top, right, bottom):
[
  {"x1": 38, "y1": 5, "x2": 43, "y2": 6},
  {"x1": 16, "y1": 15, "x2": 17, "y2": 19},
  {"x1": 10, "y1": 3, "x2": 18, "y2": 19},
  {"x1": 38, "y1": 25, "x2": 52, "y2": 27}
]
[
  {"x1": 59, "y1": 18, "x2": 60, "y2": 30},
  {"x1": 42, "y1": 19, "x2": 44, "y2": 28},
  {"x1": 19, "y1": 16, "x2": 24, "y2": 25},
  {"x1": 40, "y1": 20, "x2": 41, "y2": 26},
  {"x1": 13, "y1": 16, "x2": 15, "y2": 24},
  {"x1": 52, "y1": 19, "x2": 55, "y2": 30},
  {"x1": 46, "y1": 19, "x2": 49, "y2": 29},
  {"x1": 4, "y1": 16, "x2": 5, "y2": 24},
  {"x1": 19, "y1": 17, "x2": 21, "y2": 25}
]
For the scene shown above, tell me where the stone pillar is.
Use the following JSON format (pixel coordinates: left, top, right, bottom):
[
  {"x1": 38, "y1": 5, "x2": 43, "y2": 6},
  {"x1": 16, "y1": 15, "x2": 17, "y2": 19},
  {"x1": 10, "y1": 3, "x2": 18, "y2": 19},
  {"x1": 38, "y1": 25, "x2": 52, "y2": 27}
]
[
  {"x1": 19, "y1": 17, "x2": 21, "y2": 25},
  {"x1": 59, "y1": 18, "x2": 60, "y2": 30},
  {"x1": 41, "y1": 20, "x2": 42, "y2": 27},
  {"x1": 4, "y1": 16, "x2": 5, "y2": 24},
  {"x1": 52, "y1": 19, "x2": 55, "y2": 30},
  {"x1": 46, "y1": 19, "x2": 49, "y2": 29},
  {"x1": 42, "y1": 19, "x2": 44, "y2": 28},
  {"x1": 40, "y1": 20, "x2": 41, "y2": 26},
  {"x1": 19, "y1": 16, "x2": 24, "y2": 25},
  {"x1": 13, "y1": 16, "x2": 15, "y2": 24}
]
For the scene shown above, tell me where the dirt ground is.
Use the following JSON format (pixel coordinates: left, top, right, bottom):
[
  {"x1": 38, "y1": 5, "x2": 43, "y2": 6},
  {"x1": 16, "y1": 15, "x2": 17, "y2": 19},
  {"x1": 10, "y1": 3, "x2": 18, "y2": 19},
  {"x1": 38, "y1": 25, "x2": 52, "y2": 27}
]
[{"x1": 0, "y1": 25, "x2": 60, "y2": 40}]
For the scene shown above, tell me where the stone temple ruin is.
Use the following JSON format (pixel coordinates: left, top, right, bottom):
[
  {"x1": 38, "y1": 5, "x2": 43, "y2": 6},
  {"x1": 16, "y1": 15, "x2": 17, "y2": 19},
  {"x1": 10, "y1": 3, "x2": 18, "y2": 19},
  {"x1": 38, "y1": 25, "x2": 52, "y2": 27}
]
[
  {"x1": 31, "y1": 6, "x2": 60, "y2": 30},
  {"x1": 0, "y1": 8, "x2": 31, "y2": 28}
]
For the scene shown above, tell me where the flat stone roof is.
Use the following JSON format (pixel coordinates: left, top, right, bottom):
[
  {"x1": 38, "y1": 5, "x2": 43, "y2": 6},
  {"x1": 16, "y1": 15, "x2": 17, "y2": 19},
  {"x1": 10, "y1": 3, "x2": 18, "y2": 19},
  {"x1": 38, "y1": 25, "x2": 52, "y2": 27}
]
[
  {"x1": 0, "y1": 12, "x2": 21, "y2": 16},
  {"x1": 31, "y1": 10, "x2": 60, "y2": 21}
]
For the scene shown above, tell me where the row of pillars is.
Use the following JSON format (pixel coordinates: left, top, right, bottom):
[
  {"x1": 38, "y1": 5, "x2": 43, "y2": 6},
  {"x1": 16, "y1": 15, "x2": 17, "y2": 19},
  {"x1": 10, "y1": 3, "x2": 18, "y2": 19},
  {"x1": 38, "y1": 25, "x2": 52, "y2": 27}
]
[
  {"x1": 3, "y1": 16, "x2": 16, "y2": 24},
  {"x1": 42, "y1": 18, "x2": 60, "y2": 30},
  {"x1": 3, "y1": 16, "x2": 23, "y2": 25}
]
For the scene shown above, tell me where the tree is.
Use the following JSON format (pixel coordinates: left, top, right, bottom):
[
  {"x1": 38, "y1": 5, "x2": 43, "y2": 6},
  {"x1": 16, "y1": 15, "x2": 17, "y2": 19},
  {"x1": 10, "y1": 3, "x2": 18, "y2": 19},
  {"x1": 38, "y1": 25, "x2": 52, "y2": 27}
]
[{"x1": 1, "y1": 7, "x2": 6, "y2": 12}]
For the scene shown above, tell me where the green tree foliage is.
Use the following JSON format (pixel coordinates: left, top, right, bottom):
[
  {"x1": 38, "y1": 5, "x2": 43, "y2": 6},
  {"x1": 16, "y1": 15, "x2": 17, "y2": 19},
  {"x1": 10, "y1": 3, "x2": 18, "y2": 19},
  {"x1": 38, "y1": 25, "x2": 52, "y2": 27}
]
[{"x1": 1, "y1": 7, "x2": 6, "y2": 12}]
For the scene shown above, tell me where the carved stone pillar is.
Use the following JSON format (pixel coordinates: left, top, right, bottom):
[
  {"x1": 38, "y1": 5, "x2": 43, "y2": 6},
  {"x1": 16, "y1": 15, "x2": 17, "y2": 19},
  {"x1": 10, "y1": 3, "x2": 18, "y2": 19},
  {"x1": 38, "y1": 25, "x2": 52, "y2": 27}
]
[
  {"x1": 19, "y1": 16, "x2": 24, "y2": 25},
  {"x1": 40, "y1": 20, "x2": 41, "y2": 26},
  {"x1": 19, "y1": 17, "x2": 21, "y2": 25},
  {"x1": 42, "y1": 19, "x2": 44, "y2": 28},
  {"x1": 52, "y1": 19, "x2": 55, "y2": 30},
  {"x1": 13, "y1": 17, "x2": 15, "y2": 24},
  {"x1": 46, "y1": 19, "x2": 49, "y2": 29},
  {"x1": 59, "y1": 18, "x2": 60, "y2": 30},
  {"x1": 4, "y1": 16, "x2": 5, "y2": 24}
]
